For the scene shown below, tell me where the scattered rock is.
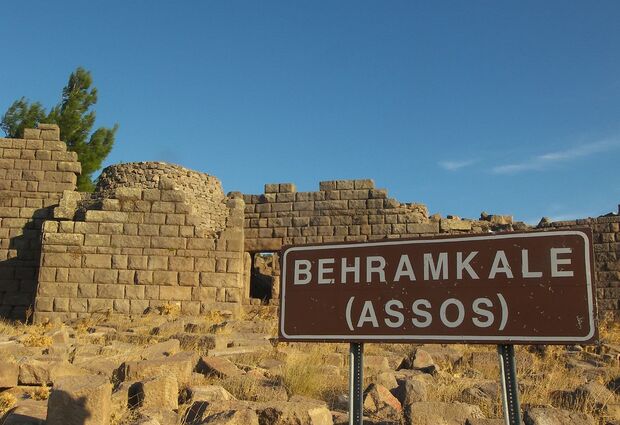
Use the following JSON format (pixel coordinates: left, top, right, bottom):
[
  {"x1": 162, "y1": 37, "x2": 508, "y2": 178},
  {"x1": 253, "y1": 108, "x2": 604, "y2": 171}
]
[
  {"x1": 399, "y1": 349, "x2": 437, "y2": 374},
  {"x1": 46, "y1": 374, "x2": 112, "y2": 425},
  {"x1": 197, "y1": 356, "x2": 244, "y2": 378},
  {"x1": 364, "y1": 355, "x2": 391, "y2": 374},
  {"x1": 405, "y1": 401, "x2": 485, "y2": 425},
  {"x1": 199, "y1": 408, "x2": 260, "y2": 425},
  {"x1": 523, "y1": 405, "x2": 595, "y2": 425},
  {"x1": 139, "y1": 339, "x2": 180, "y2": 360},
  {"x1": 0, "y1": 362, "x2": 19, "y2": 388},
  {"x1": 397, "y1": 376, "x2": 428, "y2": 406},
  {"x1": 255, "y1": 400, "x2": 334, "y2": 425},
  {"x1": 608, "y1": 376, "x2": 620, "y2": 395},
  {"x1": 18, "y1": 359, "x2": 87, "y2": 385},
  {"x1": 130, "y1": 374, "x2": 179, "y2": 411},
  {"x1": 48, "y1": 328, "x2": 70, "y2": 345},
  {"x1": 465, "y1": 420, "x2": 505, "y2": 425},
  {"x1": 2, "y1": 399, "x2": 47, "y2": 425},
  {"x1": 122, "y1": 351, "x2": 197, "y2": 383},
  {"x1": 181, "y1": 384, "x2": 236, "y2": 403},
  {"x1": 573, "y1": 381, "x2": 617, "y2": 412},
  {"x1": 363, "y1": 383, "x2": 402, "y2": 419},
  {"x1": 374, "y1": 371, "x2": 398, "y2": 391}
]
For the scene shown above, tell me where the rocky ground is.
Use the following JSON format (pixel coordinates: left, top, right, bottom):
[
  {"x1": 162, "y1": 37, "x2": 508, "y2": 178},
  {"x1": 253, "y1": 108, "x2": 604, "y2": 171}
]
[{"x1": 0, "y1": 306, "x2": 618, "y2": 425}]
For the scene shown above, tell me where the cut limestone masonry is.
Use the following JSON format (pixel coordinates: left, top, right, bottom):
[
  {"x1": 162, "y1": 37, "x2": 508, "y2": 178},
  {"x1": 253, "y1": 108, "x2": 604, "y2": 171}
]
[
  {"x1": 0, "y1": 124, "x2": 81, "y2": 319},
  {"x1": 0, "y1": 125, "x2": 617, "y2": 321}
]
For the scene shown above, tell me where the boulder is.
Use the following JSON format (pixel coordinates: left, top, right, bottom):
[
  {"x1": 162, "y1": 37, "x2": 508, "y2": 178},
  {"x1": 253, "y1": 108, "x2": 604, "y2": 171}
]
[
  {"x1": 460, "y1": 351, "x2": 498, "y2": 375},
  {"x1": 152, "y1": 319, "x2": 185, "y2": 336},
  {"x1": 363, "y1": 383, "x2": 402, "y2": 419},
  {"x1": 399, "y1": 349, "x2": 437, "y2": 373},
  {"x1": 0, "y1": 341, "x2": 37, "y2": 360},
  {"x1": 397, "y1": 376, "x2": 428, "y2": 406},
  {"x1": 418, "y1": 345, "x2": 463, "y2": 367},
  {"x1": 140, "y1": 408, "x2": 178, "y2": 425},
  {"x1": 523, "y1": 406, "x2": 595, "y2": 425},
  {"x1": 111, "y1": 381, "x2": 135, "y2": 410},
  {"x1": 363, "y1": 355, "x2": 390, "y2": 374},
  {"x1": 46, "y1": 374, "x2": 112, "y2": 425},
  {"x1": 181, "y1": 384, "x2": 236, "y2": 403},
  {"x1": 405, "y1": 401, "x2": 484, "y2": 425},
  {"x1": 460, "y1": 381, "x2": 498, "y2": 407},
  {"x1": 573, "y1": 381, "x2": 617, "y2": 411},
  {"x1": 18, "y1": 359, "x2": 87, "y2": 385},
  {"x1": 130, "y1": 374, "x2": 178, "y2": 411},
  {"x1": 374, "y1": 372, "x2": 398, "y2": 391},
  {"x1": 608, "y1": 376, "x2": 620, "y2": 395},
  {"x1": 0, "y1": 362, "x2": 19, "y2": 388},
  {"x1": 199, "y1": 408, "x2": 260, "y2": 425},
  {"x1": 255, "y1": 401, "x2": 333, "y2": 425},
  {"x1": 139, "y1": 339, "x2": 180, "y2": 360},
  {"x1": 197, "y1": 356, "x2": 244, "y2": 378},
  {"x1": 258, "y1": 358, "x2": 285, "y2": 374},
  {"x1": 74, "y1": 357, "x2": 119, "y2": 380},
  {"x1": 465, "y1": 419, "x2": 505, "y2": 425},
  {"x1": 48, "y1": 328, "x2": 70, "y2": 344},
  {"x1": 122, "y1": 351, "x2": 197, "y2": 384},
  {"x1": 2, "y1": 399, "x2": 47, "y2": 425}
]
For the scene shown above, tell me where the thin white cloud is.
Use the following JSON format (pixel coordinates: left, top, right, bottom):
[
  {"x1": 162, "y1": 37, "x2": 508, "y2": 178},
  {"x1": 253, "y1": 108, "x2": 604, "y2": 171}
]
[
  {"x1": 438, "y1": 159, "x2": 477, "y2": 171},
  {"x1": 492, "y1": 138, "x2": 620, "y2": 175}
]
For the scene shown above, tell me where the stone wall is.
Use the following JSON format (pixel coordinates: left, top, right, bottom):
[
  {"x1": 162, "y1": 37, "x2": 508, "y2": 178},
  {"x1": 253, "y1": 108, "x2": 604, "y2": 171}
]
[
  {"x1": 97, "y1": 162, "x2": 228, "y2": 236},
  {"x1": 243, "y1": 180, "x2": 619, "y2": 319},
  {"x1": 539, "y1": 215, "x2": 620, "y2": 319},
  {"x1": 34, "y1": 181, "x2": 245, "y2": 322},
  {"x1": 0, "y1": 125, "x2": 81, "y2": 319},
  {"x1": 0, "y1": 126, "x2": 617, "y2": 320},
  {"x1": 242, "y1": 179, "x2": 517, "y2": 252}
]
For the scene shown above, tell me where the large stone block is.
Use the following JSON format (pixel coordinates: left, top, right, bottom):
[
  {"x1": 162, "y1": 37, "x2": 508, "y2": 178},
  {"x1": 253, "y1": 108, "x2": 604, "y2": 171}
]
[
  {"x1": 46, "y1": 374, "x2": 112, "y2": 425},
  {"x1": 0, "y1": 362, "x2": 18, "y2": 388},
  {"x1": 19, "y1": 359, "x2": 87, "y2": 385},
  {"x1": 440, "y1": 219, "x2": 472, "y2": 232},
  {"x1": 85, "y1": 210, "x2": 129, "y2": 223},
  {"x1": 130, "y1": 374, "x2": 178, "y2": 411},
  {"x1": 122, "y1": 352, "x2": 198, "y2": 384},
  {"x1": 160, "y1": 286, "x2": 192, "y2": 300}
]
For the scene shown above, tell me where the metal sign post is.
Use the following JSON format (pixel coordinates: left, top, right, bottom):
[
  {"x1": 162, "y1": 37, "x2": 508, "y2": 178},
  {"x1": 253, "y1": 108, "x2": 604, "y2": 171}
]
[
  {"x1": 498, "y1": 344, "x2": 522, "y2": 425},
  {"x1": 349, "y1": 342, "x2": 364, "y2": 425}
]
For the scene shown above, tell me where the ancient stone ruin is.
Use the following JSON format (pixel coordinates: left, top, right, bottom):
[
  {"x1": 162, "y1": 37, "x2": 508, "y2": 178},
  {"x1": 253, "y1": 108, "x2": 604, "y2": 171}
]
[{"x1": 0, "y1": 125, "x2": 618, "y2": 322}]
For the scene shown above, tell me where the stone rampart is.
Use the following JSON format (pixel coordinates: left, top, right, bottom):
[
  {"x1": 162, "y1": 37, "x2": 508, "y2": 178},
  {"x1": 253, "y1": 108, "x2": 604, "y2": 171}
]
[
  {"x1": 0, "y1": 126, "x2": 617, "y2": 320},
  {"x1": 96, "y1": 162, "x2": 228, "y2": 236},
  {"x1": 242, "y1": 179, "x2": 517, "y2": 252},
  {"x1": 33, "y1": 179, "x2": 245, "y2": 322},
  {"x1": 539, "y1": 215, "x2": 620, "y2": 318},
  {"x1": 243, "y1": 180, "x2": 619, "y2": 318},
  {"x1": 0, "y1": 124, "x2": 81, "y2": 319}
]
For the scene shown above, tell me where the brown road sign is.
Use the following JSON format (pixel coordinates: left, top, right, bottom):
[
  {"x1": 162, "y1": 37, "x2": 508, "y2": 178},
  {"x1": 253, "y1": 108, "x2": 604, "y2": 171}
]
[{"x1": 279, "y1": 229, "x2": 597, "y2": 344}]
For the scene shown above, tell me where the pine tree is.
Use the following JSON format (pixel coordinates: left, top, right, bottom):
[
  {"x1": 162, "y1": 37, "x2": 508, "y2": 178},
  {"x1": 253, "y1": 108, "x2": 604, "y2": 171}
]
[{"x1": 1, "y1": 68, "x2": 118, "y2": 191}]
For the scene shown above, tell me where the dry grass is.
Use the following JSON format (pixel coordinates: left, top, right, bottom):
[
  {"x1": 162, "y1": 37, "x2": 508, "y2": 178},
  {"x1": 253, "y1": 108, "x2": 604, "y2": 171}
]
[
  {"x1": 599, "y1": 312, "x2": 620, "y2": 345},
  {"x1": 21, "y1": 324, "x2": 53, "y2": 348},
  {"x1": 280, "y1": 345, "x2": 347, "y2": 403},
  {"x1": 25, "y1": 385, "x2": 50, "y2": 401},
  {"x1": 110, "y1": 404, "x2": 140, "y2": 425},
  {"x1": 0, "y1": 392, "x2": 17, "y2": 417},
  {"x1": 158, "y1": 302, "x2": 181, "y2": 316},
  {"x1": 0, "y1": 319, "x2": 22, "y2": 336}
]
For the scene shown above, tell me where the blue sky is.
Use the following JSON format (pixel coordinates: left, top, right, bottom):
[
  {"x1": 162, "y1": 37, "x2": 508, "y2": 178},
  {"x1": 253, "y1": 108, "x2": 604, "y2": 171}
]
[{"x1": 1, "y1": 1, "x2": 619, "y2": 223}]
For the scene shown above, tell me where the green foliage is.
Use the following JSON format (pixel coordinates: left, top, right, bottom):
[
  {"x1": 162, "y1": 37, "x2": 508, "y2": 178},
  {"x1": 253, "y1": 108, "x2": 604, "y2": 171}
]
[
  {"x1": 0, "y1": 98, "x2": 46, "y2": 138},
  {"x1": 0, "y1": 67, "x2": 117, "y2": 191}
]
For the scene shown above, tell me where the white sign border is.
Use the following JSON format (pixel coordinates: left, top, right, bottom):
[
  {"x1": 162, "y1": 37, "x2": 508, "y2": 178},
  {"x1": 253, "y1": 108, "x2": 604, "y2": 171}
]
[{"x1": 280, "y1": 230, "x2": 595, "y2": 342}]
